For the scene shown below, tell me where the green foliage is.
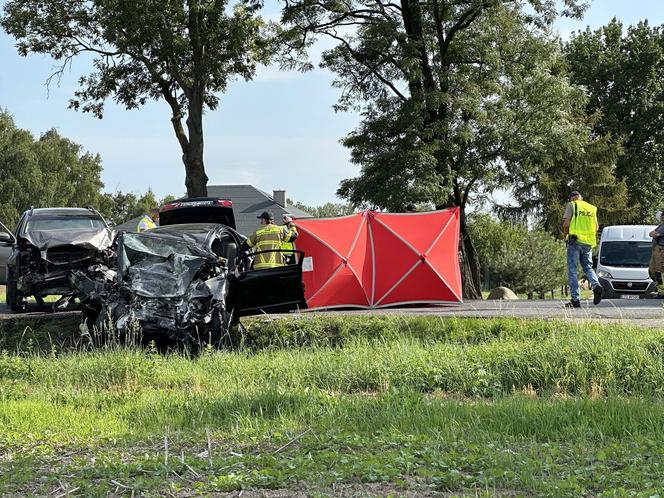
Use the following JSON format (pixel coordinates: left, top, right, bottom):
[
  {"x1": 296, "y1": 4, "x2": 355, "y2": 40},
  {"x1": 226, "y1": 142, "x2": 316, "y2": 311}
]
[
  {"x1": 0, "y1": 110, "x2": 103, "y2": 228},
  {"x1": 565, "y1": 19, "x2": 664, "y2": 222},
  {"x1": 2, "y1": 317, "x2": 664, "y2": 495},
  {"x1": 97, "y1": 189, "x2": 174, "y2": 226},
  {"x1": 280, "y1": 0, "x2": 596, "y2": 298},
  {"x1": 468, "y1": 214, "x2": 566, "y2": 295},
  {"x1": 1, "y1": 0, "x2": 273, "y2": 197},
  {"x1": 498, "y1": 122, "x2": 629, "y2": 235},
  {"x1": 291, "y1": 201, "x2": 355, "y2": 218}
]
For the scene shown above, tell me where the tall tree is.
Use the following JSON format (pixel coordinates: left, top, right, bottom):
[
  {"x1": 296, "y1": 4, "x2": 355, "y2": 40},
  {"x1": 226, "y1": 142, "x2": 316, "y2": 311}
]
[
  {"x1": 1, "y1": 0, "x2": 272, "y2": 197},
  {"x1": 280, "y1": 0, "x2": 589, "y2": 298},
  {"x1": 0, "y1": 111, "x2": 104, "y2": 228},
  {"x1": 565, "y1": 20, "x2": 664, "y2": 222},
  {"x1": 497, "y1": 122, "x2": 629, "y2": 236}
]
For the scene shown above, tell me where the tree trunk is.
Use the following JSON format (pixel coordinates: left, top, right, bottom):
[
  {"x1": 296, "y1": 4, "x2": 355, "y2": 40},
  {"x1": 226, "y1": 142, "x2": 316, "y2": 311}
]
[
  {"x1": 459, "y1": 212, "x2": 482, "y2": 300},
  {"x1": 183, "y1": 96, "x2": 208, "y2": 198}
]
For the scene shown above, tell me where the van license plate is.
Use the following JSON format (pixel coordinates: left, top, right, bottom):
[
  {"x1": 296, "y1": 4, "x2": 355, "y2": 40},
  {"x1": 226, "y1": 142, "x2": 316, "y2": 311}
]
[{"x1": 620, "y1": 295, "x2": 640, "y2": 300}]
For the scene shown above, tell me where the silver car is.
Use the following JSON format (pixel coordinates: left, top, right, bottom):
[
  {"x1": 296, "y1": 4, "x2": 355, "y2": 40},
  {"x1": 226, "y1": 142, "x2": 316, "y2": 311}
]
[{"x1": 0, "y1": 221, "x2": 16, "y2": 286}]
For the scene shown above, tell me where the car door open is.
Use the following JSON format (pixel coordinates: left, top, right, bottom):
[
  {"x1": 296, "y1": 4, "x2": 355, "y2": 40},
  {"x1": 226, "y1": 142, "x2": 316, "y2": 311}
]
[{"x1": 228, "y1": 250, "x2": 307, "y2": 316}]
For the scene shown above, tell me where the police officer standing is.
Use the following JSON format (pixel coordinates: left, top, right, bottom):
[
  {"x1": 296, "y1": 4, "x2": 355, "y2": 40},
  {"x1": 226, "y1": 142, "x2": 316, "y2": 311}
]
[
  {"x1": 562, "y1": 191, "x2": 603, "y2": 308},
  {"x1": 649, "y1": 210, "x2": 664, "y2": 297},
  {"x1": 281, "y1": 214, "x2": 299, "y2": 264},
  {"x1": 137, "y1": 208, "x2": 159, "y2": 232},
  {"x1": 243, "y1": 211, "x2": 287, "y2": 269}
]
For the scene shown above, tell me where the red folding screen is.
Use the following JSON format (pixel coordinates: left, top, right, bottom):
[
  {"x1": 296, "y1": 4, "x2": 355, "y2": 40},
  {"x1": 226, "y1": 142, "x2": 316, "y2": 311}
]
[{"x1": 295, "y1": 208, "x2": 462, "y2": 309}]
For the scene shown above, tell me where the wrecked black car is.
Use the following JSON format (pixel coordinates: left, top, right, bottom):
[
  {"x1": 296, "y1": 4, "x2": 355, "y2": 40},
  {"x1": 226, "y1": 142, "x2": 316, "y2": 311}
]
[
  {"x1": 73, "y1": 223, "x2": 306, "y2": 347},
  {"x1": 2, "y1": 207, "x2": 113, "y2": 312}
]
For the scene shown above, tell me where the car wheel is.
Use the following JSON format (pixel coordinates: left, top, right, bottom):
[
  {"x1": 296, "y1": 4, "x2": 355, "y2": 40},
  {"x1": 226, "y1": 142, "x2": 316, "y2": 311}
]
[
  {"x1": 209, "y1": 307, "x2": 237, "y2": 348},
  {"x1": 6, "y1": 273, "x2": 25, "y2": 313}
]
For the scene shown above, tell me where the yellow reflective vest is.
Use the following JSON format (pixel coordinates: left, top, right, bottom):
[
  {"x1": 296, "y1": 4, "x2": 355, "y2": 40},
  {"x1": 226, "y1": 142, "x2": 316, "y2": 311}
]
[
  {"x1": 568, "y1": 200, "x2": 598, "y2": 248},
  {"x1": 246, "y1": 223, "x2": 286, "y2": 269},
  {"x1": 136, "y1": 215, "x2": 156, "y2": 232},
  {"x1": 281, "y1": 223, "x2": 297, "y2": 252}
]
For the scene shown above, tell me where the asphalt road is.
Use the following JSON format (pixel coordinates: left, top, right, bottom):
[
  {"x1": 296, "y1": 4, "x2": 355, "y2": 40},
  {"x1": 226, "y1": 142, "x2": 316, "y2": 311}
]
[
  {"x1": 1, "y1": 298, "x2": 662, "y2": 326},
  {"x1": 305, "y1": 298, "x2": 664, "y2": 328}
]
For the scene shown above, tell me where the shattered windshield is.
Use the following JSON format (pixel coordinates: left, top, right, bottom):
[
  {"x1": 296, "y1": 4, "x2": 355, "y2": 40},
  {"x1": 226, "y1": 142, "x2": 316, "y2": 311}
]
[
  {"x1": 118, "y1": 232, "x2": 219, "y2": 298},
  {"x1": 27, "y1": 216, "x2": 105, "y2": 231},
  {"x1": 119, "y1": 232, "x2": 211, "y2": 271},
  {"x1": 599, "y1": 241, "x2": 652, "y2": 267}
]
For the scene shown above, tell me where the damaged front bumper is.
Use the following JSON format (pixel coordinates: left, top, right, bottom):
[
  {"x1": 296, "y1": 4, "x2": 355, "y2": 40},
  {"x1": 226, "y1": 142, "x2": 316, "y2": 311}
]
[{"x1": 73, "y1": 232, "x2": 233, "y2": 346}]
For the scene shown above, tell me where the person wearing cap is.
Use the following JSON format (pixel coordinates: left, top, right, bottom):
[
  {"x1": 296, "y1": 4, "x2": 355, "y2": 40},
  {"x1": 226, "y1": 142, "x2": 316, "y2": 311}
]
[
  {"x1": 137, "y1": 208, "x2": 159, "y2": 232},
  {"x1": 648, "y1": 210, "x2": 664, "y2": 297},
  {"x1": 242, "y1": 211, "x2": 287, "y2": 269},
  {"x1": 562, "y1": 191, "x2": 602, "y2": 308},
  {"x1": 280, "y1": 214, "x2": 299, "y2": 264}
]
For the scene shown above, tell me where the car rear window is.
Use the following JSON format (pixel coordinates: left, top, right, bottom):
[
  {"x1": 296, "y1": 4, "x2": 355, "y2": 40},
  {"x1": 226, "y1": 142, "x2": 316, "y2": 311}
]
[
  {"x1": 26, "y1": 216, "x2": 106, "y2": 231},
  {"x1": 160, "y1": 201, "x2": 235, "y2": 229}
]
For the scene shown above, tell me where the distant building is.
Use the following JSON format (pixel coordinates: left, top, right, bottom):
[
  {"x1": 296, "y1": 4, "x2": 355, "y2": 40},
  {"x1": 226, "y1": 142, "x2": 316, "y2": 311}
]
[{"x1": 207, "y1": 185, "x2": 313, "y2": 235}]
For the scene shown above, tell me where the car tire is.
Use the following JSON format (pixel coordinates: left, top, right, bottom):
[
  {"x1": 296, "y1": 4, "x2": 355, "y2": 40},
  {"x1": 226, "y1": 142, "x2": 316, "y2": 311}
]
[
  {"x1": 209, "y1": 307, "x2": 237, "y2": 349},
  {"x1": 6, "y1": 273, "x2": 24, "y2": 313}
]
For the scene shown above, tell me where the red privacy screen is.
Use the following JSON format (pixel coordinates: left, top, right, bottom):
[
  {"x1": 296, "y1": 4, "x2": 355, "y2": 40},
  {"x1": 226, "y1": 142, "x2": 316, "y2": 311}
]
[{"x1": 295, "y1": 208, "x2": 462, "y2": 309}]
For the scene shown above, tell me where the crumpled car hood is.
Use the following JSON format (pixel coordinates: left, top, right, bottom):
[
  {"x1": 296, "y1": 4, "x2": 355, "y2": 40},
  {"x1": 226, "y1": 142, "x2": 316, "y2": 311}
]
[
  {"x1": 22, "y1": 227, "x2": 115, "y2": 251},
  {"x1": 118, "y1": 231, "x2": 223, "y2": 299}
]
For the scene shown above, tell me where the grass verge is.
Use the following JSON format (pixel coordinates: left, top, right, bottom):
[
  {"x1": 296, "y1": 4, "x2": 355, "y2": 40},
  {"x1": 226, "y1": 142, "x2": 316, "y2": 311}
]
[{"x1": 2, "y1": 317, "x2": 664, "y2": 496}]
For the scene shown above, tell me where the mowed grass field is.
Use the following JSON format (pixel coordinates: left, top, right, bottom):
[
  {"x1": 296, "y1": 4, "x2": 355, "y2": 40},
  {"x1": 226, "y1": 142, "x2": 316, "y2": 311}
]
[{"x1": 2, "y1": 316, "x2": 664, "y2": 496}]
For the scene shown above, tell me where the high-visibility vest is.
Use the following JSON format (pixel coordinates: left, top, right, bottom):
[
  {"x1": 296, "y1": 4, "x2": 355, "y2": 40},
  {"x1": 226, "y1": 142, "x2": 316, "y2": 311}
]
[
  {"x1": 137, "y1": 215, "x2": 156, "y2": 232},
  {"x1": 568, "y1": 200, "x2": 598, "y2": 248},
  {"x1": 281, "y1": 224, "x2": 297, "y2": 252},
  {"x1": 246, "y1": 224, "x2": 285, "y2": 269}
]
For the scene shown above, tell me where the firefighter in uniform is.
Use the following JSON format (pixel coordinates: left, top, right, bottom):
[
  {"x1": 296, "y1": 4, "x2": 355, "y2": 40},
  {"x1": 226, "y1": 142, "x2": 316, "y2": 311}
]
[
  {"x1": 281, "y1": 214, "x2": 298, "y2": 264},
  {"x1": 562, "y1": 191, "x2": 603, "y2": 308},
  {"x1": 243, "y1": 211, "x2": 287, "y2": 269},
  {"x1": 137, "y1": 208, "x2": 159, "y2": 232},
  {"x1": 649, "y1": 210, "x2": 664, "y2": 297}
]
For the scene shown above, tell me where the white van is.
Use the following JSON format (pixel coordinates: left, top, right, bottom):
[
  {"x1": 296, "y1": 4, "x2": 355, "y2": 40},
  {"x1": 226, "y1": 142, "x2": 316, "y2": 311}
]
[{"x1": 596, "y1": 225, "x2": 657, "y2": 299}]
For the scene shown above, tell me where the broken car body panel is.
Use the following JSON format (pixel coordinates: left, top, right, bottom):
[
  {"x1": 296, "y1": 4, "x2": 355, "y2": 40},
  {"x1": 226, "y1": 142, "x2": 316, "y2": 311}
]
[
  {"x1": 8, "y1": 208, "x2": 114, "y2": 305},
  {"x1": 75, "y1": 223, "x2": 306, "y2": 344}
]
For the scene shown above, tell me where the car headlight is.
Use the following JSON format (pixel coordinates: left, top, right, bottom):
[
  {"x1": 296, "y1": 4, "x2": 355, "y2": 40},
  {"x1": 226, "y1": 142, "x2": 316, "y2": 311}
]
[{"x1": 597, "y1": 270, "x2": 612, "y2": 279}]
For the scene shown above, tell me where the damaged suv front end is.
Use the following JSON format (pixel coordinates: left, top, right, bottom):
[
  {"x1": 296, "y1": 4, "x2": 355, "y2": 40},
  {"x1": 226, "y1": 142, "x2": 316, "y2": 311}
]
[
  {"x1": 75, "y1": 222, "x2": 307, "y2": 348},
  {"x1": 76, "y1": 224, "x2": 241, "y2": 347},
  {"x1": 6, "y1": 208, "x2": 113, "y2": 312}
]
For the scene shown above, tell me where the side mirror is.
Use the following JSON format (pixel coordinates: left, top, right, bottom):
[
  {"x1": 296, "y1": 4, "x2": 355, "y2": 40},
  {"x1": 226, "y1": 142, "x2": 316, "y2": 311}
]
[{"x1": 0, "y1": 232, "x2": 13, "y2": 244}]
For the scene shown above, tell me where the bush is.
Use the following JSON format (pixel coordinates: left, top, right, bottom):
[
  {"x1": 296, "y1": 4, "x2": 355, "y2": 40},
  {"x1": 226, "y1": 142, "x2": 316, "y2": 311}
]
[{"x1": 469, "y1": 214, "x2": 566, "y2": 295}]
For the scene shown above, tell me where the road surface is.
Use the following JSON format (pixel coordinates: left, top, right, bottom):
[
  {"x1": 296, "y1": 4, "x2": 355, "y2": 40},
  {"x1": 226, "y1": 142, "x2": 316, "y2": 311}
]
[
  {"x1": 3, "y1": 298, "x2": 661, "y2": 326},
  {"x1": 303, "y1": 298, "x2": 664, "y2": 327}
]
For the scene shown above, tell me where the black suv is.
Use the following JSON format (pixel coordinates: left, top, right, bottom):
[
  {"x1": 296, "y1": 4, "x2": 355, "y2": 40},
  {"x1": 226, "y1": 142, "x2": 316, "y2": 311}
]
[
  {"x1": 159, "y1": 197, "x2": 236, "y2": 227},
  {"x1": 1, "y1": 207, "x2": 113, "y2": 311},
  {"x1": 72, "y1": 198, "x2": 306, "y2": 348}
]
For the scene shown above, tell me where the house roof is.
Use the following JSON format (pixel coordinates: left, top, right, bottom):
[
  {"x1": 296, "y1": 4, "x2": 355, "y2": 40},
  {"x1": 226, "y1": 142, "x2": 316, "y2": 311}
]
[{"x1": 207, "y1": 184, "x2": 313, "y2": 235}]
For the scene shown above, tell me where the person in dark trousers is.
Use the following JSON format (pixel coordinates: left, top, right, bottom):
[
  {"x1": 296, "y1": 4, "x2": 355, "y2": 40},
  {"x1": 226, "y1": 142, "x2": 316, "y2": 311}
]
[
  {"x1": 562, "y1": 191, "x2": 603, "y2": 308},
  {"x1": 649, "y1": 210, "x2": 664, "y2": 297}
]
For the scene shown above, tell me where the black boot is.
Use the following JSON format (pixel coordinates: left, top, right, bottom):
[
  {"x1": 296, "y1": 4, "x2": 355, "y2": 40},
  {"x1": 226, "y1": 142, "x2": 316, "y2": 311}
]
[{"x1": 593, "y1": 285, "x2": 603, "y2": 305}]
